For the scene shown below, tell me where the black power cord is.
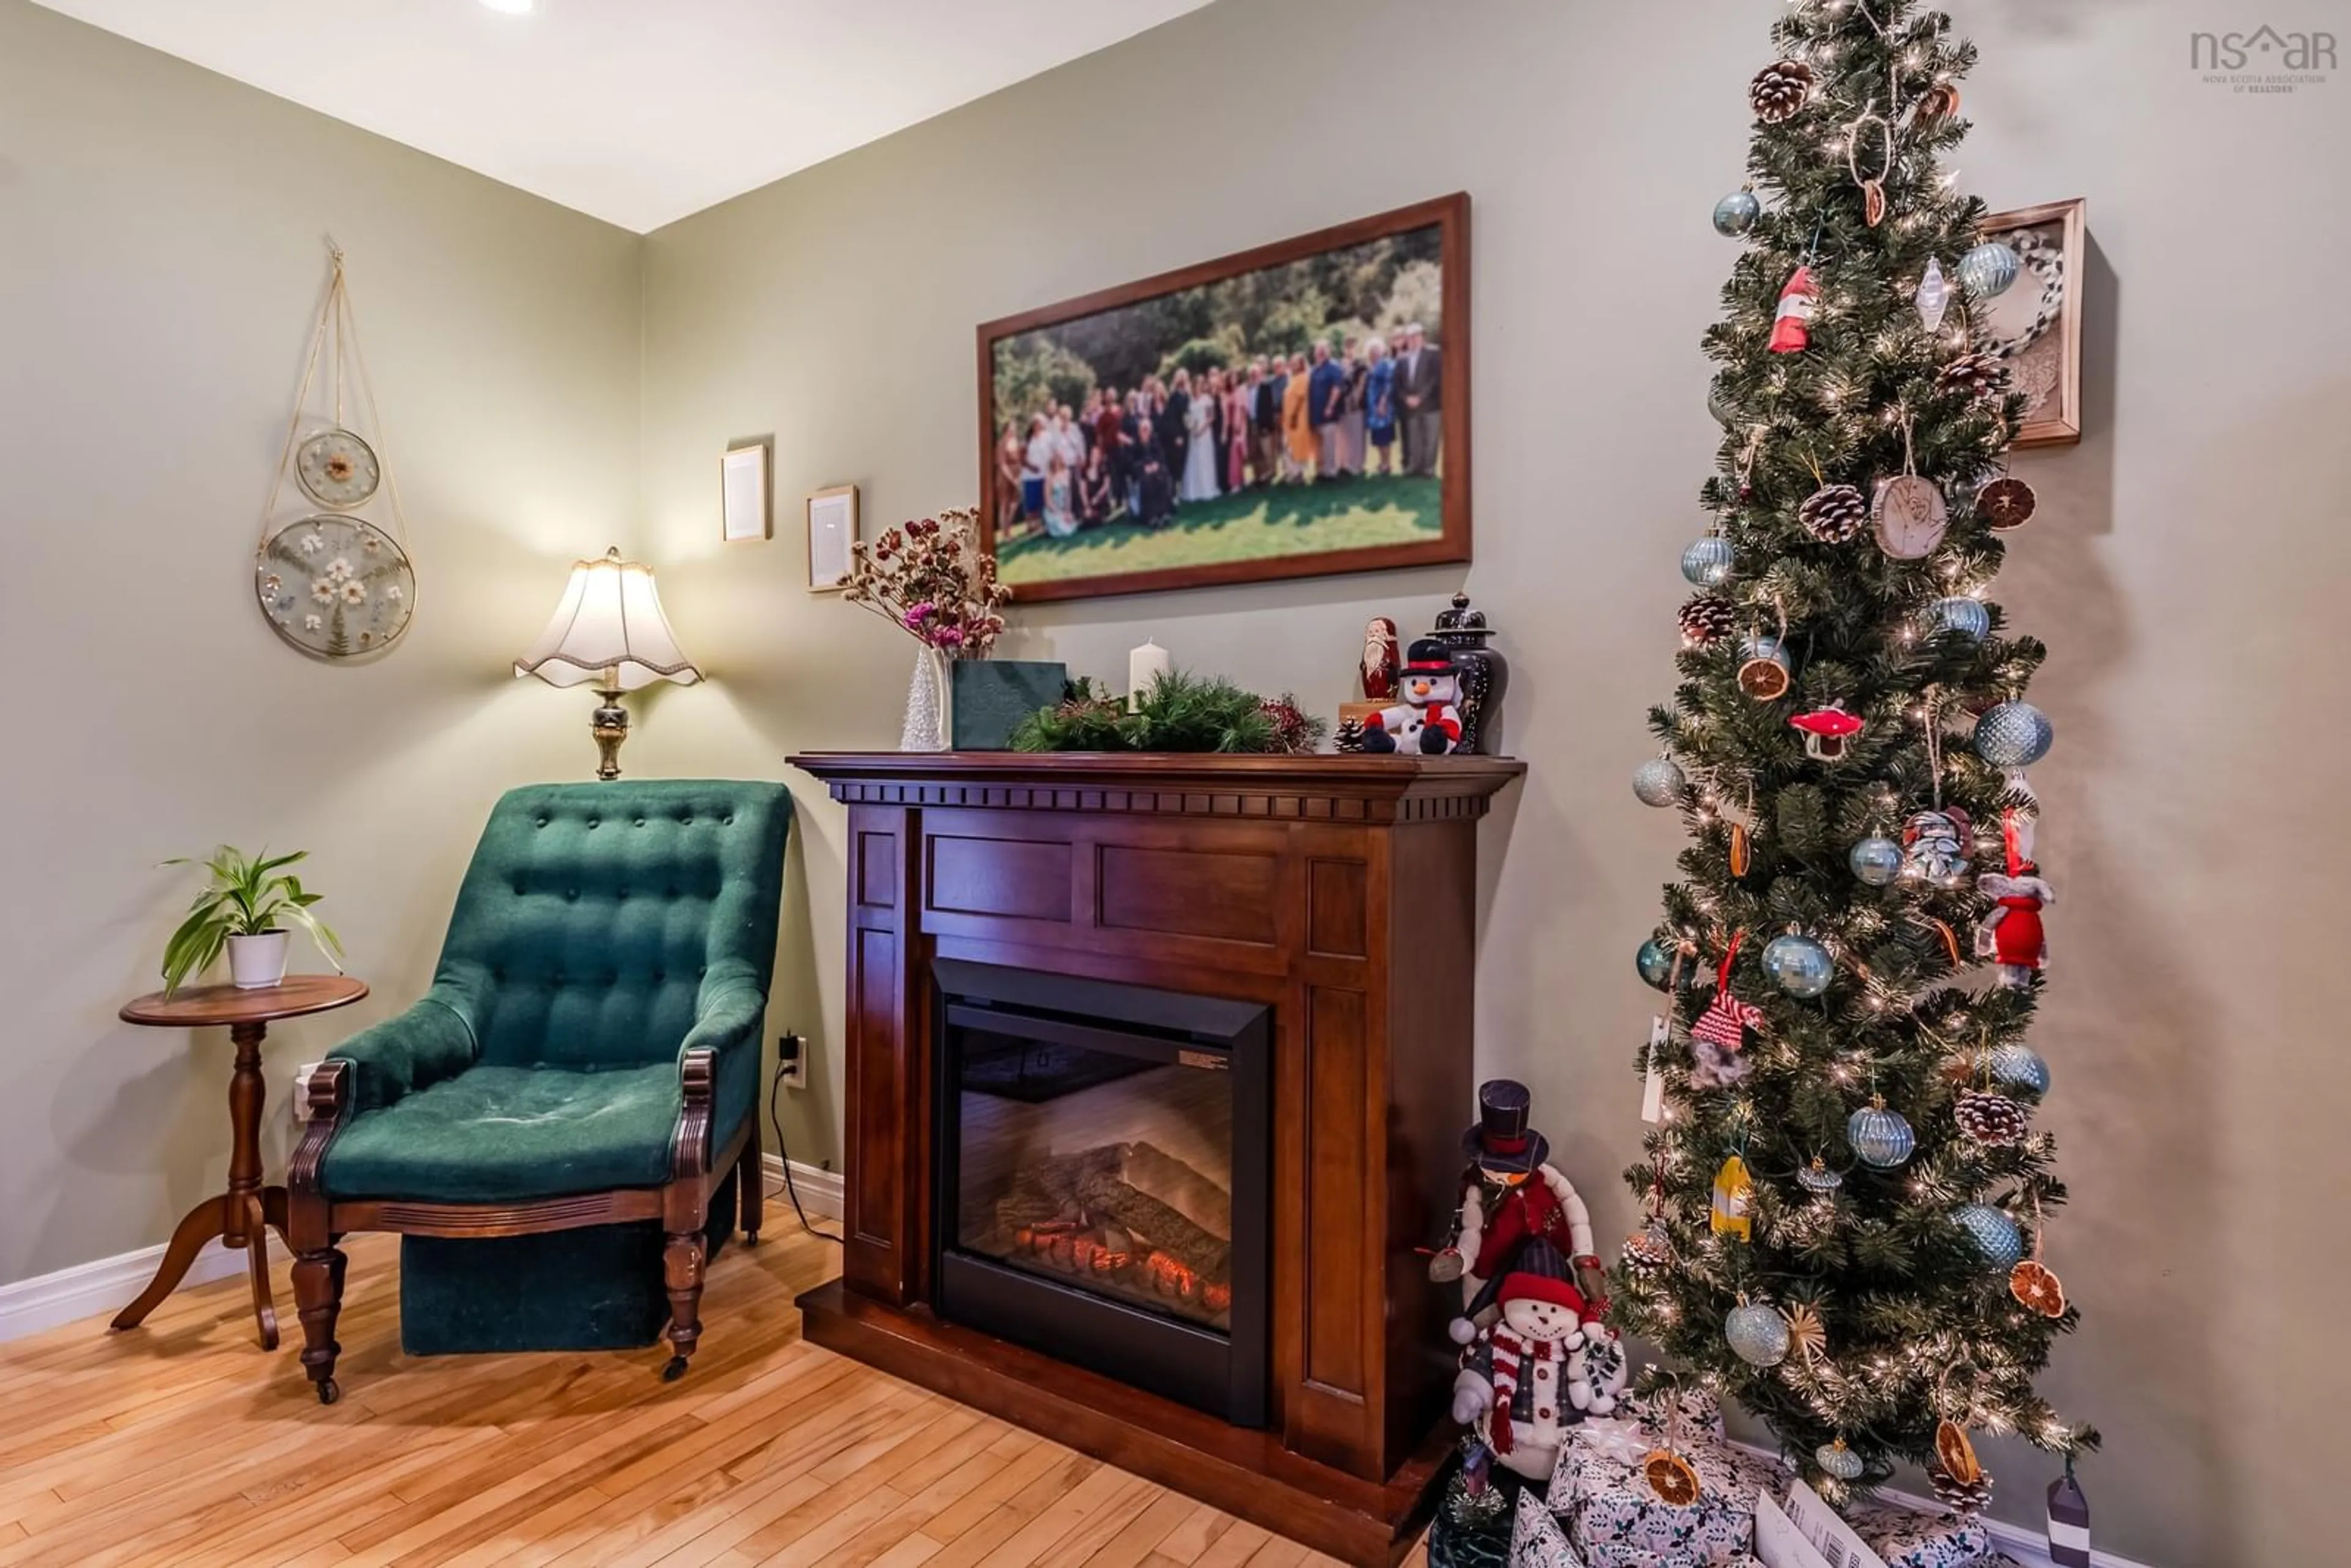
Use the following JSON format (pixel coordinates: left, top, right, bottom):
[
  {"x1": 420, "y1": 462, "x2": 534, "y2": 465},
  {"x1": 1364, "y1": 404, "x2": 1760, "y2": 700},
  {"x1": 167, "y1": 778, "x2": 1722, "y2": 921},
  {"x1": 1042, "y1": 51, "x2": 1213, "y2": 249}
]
[{"x1": 768, "y1": 1040, "x2": 842, "y2": 1244}]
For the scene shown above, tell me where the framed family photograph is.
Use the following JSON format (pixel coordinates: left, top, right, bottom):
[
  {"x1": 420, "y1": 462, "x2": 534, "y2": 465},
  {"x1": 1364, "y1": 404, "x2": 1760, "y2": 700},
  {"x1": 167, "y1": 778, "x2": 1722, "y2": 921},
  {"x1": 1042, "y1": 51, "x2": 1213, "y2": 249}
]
[
  {"x1": 977, "y1": 192, "x2": 1471, "y2": 602},
  {"x1": 1981, "y1": 198, "x2": 2086, "y2": 448}
]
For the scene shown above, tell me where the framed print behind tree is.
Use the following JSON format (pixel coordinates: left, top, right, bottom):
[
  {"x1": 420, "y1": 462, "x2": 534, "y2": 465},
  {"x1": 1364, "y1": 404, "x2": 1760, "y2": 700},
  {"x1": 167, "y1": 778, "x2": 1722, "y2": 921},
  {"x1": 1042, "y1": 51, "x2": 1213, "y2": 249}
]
[
  {"x1": 978, "y1": 192, "x2": 1471, "y2": 602},
  {"x1": 1980, "y1": 198, "x2": 2085, "y2": 448}
]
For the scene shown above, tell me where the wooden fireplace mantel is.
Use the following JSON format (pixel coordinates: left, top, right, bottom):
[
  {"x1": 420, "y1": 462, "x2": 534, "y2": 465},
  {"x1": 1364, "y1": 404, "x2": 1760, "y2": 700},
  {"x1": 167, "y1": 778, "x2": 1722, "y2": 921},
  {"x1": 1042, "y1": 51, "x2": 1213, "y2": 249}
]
[{"x1": 787, "y1": 751, "x2": 1524, "y2": 1565}]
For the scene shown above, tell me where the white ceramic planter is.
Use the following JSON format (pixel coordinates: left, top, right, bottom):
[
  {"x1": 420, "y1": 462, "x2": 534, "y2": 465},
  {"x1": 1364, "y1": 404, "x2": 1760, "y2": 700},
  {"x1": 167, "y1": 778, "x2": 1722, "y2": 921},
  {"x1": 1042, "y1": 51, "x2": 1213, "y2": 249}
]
[{"x1": 227, "y1": 931, "x2": 290, "y2": 989}]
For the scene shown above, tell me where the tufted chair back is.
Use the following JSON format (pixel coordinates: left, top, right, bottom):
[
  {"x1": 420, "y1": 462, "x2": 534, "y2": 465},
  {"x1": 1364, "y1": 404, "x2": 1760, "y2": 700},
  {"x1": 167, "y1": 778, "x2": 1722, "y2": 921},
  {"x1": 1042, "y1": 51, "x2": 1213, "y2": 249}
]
[{"x1": 428, "y1": 781, "x2": 792, "y2": 1071}]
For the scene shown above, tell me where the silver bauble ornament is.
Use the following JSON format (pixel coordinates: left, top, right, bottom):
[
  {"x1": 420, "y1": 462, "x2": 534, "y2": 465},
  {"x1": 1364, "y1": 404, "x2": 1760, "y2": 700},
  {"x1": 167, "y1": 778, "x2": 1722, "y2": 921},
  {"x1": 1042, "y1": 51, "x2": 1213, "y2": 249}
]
[
  {"x1": 1957, "y1": 241, "x2": 2022, "y2": 299},
  {"x1": 1714, "y1": 189, "x2": 1763, "y2": 238},
  {"x1": 1817, "y1": 1440, "x2": 1867, "y2": 1482},
  {"x1": 1725, "y1": 1302, "x2": 1791, "y2": 1367},
  {"x1": 1848, "y1": 1101, "x2": 1915, "y2": 1168},
  {"x1": 1953, "y1": 1202, "x2": 2025, "y2": 1269},
  {"x1": 1637, "y1": 936, "x2": 1685, "y2": 991},
  {"x1": 1988, "y1": 1043, "x2": 2052, "y2": 1097},
  {"x1": 1797, "y1": 1158, "x2": 1845, "y2": 1195},
  {"x1": 1915, "y1": 259, "x2": 1952, "y2": 332},
  {"x1": 1633, "y1": 756, "x2": 1687, "y2": 808},
  {"x1": 1849, "y1": 836, "x2": 1903, "y2": 887},
  {"x1": 1682, "y1": 536, "x2": 1735, "y2": 588},
  {"x1": 1709, "y1": 385, "x2": 1741, "y2": 427},
  {"x1": 1927, "y1": 596, "x2": 1992, "y2": 642},
  {"x1": 1763, "y1": 933, "x2": 1834, "y2": 999},
  {"x1": 1975, "y1": 702, "x2": 2054, "y2": 769}
]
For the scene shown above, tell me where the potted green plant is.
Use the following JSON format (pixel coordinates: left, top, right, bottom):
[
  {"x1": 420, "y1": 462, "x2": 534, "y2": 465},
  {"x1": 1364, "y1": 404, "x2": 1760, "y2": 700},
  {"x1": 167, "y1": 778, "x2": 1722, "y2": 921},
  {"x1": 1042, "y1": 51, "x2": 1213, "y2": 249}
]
[{"x1": 160, "y1": 847, "x2": 345, "y2": 993}]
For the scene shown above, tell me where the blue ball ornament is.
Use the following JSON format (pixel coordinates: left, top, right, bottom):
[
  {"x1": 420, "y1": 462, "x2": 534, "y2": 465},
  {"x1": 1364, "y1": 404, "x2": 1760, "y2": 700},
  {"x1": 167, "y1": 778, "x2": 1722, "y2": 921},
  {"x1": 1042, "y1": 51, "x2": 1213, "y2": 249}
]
[
  {"x1": 1682, "y1": 537, "x2": 1735, "y2": 588},
  {"x1": 1725, "y1": 1302, "x2": 1791, "y2": 1367},
  {"x1": 1957, "y1": 241, "x2": 2022, "y2": 299},
  {"x1": 1927, "y1": 596, "x2": 1991, "y2": 643},
  {"x1": 1953, "y1": 1202, "x2": 2025, "y2": 1269},
  {"x1": 1975, "y1": 701, "x2": 2053, "y2": 769},
  {"x1": 1637, "y1": 936, "x2": 1685, "y2": 991},
  {"x1": 1848, "y1": 1101, "x2": 1915, "y2": 1169},
  {"x1": 1849, "y1": 836, "x2": 1903, "y2": 887},
  {"x1": 1763, "y1": 933, "x2": 1834, "y2": 999},
  {"x1": 1633, "y1": 756, "x2": 1687, "y2": 807},
  {"x1": 1713, "y1": 189, "x2": 1762, "y2": 238},
  {"x1": 1988, "y1": 1043, "x2": 2051, "y2": 1097}
]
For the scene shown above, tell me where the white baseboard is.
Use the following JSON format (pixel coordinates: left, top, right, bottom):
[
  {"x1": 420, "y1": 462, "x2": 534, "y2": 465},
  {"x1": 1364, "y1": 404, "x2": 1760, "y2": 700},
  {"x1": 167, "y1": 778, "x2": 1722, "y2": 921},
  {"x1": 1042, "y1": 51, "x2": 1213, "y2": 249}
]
[
  {"x1": 760, "y1": 1153, "x2": 844, "y2": 1222},
  {"x1": 0, "y1": 1239, "x2": 244, "y2": 1344},
  {"x1": 1730, "y1": 1438, "x2": 2144, "y2": 1568}
]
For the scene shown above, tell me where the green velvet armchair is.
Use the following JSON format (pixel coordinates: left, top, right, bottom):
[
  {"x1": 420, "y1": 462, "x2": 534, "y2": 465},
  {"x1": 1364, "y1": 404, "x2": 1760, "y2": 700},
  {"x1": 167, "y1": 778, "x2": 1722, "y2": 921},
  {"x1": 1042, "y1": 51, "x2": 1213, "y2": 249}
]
[{"x1": 286, "y1": 779, "x2": 792, "y2": 1403}]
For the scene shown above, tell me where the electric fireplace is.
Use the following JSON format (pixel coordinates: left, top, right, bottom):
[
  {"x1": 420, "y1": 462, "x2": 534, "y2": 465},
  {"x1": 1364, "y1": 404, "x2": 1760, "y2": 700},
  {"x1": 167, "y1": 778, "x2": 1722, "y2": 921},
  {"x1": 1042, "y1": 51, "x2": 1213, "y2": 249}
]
[
  {"x1": 932, "y1": 959, "x2": 1269, "y2": 1424},
  {"x1": 788, "y1": 751, "x2": 1524, "y2": 1567}
]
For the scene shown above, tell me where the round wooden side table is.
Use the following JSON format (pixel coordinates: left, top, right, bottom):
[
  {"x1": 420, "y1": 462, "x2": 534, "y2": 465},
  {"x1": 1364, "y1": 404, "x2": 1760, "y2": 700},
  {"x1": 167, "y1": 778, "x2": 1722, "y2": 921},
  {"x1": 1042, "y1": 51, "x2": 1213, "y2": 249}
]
[{"x1": 113, "y1": 974, "x2": 369, "y2": 1349}]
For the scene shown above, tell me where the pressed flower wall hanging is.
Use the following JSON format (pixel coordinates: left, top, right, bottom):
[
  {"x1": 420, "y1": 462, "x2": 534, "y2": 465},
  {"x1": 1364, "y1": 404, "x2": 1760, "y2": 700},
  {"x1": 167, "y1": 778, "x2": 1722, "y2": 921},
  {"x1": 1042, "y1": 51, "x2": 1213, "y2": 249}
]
[{"x1": 253, "y1": 244, "x2": 416, "y2": 659}]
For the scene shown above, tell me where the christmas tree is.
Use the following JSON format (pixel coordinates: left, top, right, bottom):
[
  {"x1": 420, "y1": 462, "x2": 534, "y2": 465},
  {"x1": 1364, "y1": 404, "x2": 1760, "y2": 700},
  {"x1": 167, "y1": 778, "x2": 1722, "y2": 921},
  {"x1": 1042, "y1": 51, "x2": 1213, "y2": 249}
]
[{"x1": 1609, "y1": 0, "x2": 2097, "y2": 1515}]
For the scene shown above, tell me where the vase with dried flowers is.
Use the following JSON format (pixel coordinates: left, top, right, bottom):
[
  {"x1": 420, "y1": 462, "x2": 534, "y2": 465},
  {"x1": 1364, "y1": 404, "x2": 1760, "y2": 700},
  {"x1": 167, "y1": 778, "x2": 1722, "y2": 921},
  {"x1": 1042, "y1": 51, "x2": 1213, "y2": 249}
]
[{"x1": 841, "y1": 507, "x2": 1012, "y2": 751}]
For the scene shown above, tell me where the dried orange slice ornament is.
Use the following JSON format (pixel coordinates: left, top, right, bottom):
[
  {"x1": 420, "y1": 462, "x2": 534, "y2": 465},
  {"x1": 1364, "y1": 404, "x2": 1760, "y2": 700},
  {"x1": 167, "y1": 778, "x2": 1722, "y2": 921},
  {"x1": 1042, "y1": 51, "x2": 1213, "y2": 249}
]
[
  {"x1": 1643, "y1": 1448, "x2": 1703, "y2": 1507},
  {"x1": 2011, "y1": 1258, "x2": 2068, "y2": 1318},
  {"x1": 1935, "y1": 1419, "x2": 1982, "y2": 1485}
]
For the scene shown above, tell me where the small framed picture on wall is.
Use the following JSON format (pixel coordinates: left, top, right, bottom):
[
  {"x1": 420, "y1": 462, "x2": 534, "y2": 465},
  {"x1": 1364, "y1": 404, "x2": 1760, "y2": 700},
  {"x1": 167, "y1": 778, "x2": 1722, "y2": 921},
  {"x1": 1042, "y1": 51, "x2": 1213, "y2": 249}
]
[
  {"x1": 721, "y1": 440, "x2": 772, "y2": 541},
  {"x1": 1979, "y1": 198, "x2": 2086, "y2": 448},
  {"x1": 806, "y1": 484, "x2": 860, "y2": 592}
]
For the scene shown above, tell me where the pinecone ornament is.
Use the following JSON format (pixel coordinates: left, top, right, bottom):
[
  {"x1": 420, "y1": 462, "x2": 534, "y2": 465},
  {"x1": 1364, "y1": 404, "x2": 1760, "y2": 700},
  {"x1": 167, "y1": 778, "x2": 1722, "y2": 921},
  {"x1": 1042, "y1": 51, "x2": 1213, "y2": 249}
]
[
  {"x1": 1932, "y1": 1467, "x2": 1995, "y2": 1517},
  {"x1": 1800, "y1": 484, "x2": 1869, "y2": 543},
  {"x1": 1622, "y1": 1222, "x2": 1672, "y2": 1277},
  {"x1": 1334, "y1": 717, "x2": 1367, "y2": 754},
  {"x1": 1678, "y1": 593, "x2": 1738, "y2": 648},
  {"x1": 1939, "y1": 351, "x2": 2011, "y2": 400},
  {"x1": 1955, "y1": 1088, "x2": 2031, "y2": 1146},
  {"x1": 1750, "y1": 58, "x2": 1817, "y2": 122}
]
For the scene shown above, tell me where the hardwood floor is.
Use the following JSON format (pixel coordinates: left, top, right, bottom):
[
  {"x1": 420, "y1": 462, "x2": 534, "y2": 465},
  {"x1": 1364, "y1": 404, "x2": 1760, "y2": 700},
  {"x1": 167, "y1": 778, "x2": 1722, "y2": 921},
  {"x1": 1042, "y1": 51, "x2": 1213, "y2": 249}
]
[{"x1": 0, "y1": 1204, "x2": 1434, "y2": 1567}]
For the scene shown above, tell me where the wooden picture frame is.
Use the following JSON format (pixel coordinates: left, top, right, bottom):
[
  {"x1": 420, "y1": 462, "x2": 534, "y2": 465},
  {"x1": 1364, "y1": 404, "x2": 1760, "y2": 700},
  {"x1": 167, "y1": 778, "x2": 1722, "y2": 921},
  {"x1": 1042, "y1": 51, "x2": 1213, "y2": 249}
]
[
  {"x1": 806, "y1": 484, "x2": 860, "y2": 593},
  {"x1": 977, "y1": 193, "x2": 1472, "y2": 603},
  {"x1": 1981, "y1": 198, "x2": 2085, "y2": 449},
  {"x1": 720, "y1": 440, "x2": 772, "y2": 542}
]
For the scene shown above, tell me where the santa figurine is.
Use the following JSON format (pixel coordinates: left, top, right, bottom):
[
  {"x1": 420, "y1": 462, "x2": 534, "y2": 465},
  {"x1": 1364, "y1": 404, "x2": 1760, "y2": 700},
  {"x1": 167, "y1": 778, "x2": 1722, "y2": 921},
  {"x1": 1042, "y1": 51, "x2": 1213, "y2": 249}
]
[
  {"x1": 1976, "y1": 811, "x2": 2055, "y2": 987},
  {"x1": 1448, "y1": 1240, "x2": 1608, "y2": 1483},
  {"x1": 1769, "y1": 263, "x2": 1819, "y2": 354},
  {"x1": 1361, "y1": 639, "x2": 1462, "y2": 756},
  {"x1": 1360, "y1": 617, "x2": 1402, "y2": 702}
]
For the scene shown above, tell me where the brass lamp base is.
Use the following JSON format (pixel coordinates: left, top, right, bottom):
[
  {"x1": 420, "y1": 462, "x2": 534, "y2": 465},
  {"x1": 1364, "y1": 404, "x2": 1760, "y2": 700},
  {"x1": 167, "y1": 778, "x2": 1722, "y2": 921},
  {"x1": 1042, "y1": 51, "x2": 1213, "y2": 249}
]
[{"x1": 590, "y1": 688, "x2": 630, "y2": 780}]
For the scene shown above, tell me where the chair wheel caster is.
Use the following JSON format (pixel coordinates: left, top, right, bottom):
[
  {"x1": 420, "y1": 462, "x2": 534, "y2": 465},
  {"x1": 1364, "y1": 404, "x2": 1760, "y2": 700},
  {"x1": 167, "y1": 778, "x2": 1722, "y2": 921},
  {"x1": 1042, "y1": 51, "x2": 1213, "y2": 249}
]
[
  {"x1": 316, "y1": 1378, "x2": 340, "y2": 1406},
  {"x1": 661, "y1": 1356, "x2": 689, "y2": 1382}
]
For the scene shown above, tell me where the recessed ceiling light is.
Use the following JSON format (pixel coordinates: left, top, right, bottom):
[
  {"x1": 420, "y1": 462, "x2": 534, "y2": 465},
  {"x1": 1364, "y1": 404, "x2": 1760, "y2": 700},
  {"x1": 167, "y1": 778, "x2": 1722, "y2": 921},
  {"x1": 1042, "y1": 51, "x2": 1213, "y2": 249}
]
[{"x1": 479, "y1": 0, "x2": 536, "y2": 14}]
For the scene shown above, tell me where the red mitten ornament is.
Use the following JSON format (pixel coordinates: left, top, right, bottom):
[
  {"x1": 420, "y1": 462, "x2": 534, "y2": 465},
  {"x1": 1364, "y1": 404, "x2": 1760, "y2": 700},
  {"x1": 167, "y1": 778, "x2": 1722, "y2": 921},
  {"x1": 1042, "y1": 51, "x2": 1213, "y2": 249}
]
[{"x1": 1769, "y1": 264, "x2": 1819, "y2": 353}]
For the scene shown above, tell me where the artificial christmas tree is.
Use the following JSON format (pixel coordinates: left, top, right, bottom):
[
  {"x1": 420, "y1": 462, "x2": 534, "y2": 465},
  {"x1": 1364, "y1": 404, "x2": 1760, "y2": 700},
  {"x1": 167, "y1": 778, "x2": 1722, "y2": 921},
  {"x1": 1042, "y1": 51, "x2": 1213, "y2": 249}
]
[{"x1": 1612, "y1": 0, "x2": 2097, "y2": 1515}]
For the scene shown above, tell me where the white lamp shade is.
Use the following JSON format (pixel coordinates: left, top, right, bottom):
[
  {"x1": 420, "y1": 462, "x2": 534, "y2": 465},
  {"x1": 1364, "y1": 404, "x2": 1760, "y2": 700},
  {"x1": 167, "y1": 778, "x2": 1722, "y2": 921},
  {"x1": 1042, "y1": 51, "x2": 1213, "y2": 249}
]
[{"x1": 515, "y1": 548, "x2": 702, "y2": 691}]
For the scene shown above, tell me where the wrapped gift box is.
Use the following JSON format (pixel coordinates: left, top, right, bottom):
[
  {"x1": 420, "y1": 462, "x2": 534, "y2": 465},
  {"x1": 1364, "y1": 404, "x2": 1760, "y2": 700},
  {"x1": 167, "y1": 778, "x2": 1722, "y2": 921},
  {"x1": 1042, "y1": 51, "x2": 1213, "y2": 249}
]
[
  {"x1": 1553, "y1": 1421, "x2": 1785, "y2": 1568},
  {"x1": 1846, "y1": 1502, "x2": 1999, "y2": 1568}
]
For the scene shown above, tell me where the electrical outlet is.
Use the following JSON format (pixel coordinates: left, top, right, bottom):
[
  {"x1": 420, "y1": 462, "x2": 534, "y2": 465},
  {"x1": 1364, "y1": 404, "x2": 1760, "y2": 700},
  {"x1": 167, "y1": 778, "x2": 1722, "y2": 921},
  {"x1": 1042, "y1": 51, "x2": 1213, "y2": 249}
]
[{"x1": 776, "y1": 1032, "x2": 808, "y2": 1090}]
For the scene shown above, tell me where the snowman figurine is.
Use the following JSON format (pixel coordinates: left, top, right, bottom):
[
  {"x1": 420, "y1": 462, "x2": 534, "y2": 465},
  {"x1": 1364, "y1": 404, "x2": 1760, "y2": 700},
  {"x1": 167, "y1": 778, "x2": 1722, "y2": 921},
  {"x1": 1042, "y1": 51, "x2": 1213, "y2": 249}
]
[
  {"x1": 1362, "y1": 640, "x2": 1463, "y2": 756},
  {"x1": 1449, "y1": 1240, "x2": 1607, "y2": 1482}
]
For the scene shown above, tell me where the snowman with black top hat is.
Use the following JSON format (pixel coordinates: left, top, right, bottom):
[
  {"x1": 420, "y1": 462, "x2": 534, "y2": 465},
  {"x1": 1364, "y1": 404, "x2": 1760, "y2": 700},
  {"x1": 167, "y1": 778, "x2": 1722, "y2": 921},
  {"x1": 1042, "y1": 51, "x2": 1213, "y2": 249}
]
[{"x1": 1361, "y1": 638, "x2": 1464, "y2": 755}]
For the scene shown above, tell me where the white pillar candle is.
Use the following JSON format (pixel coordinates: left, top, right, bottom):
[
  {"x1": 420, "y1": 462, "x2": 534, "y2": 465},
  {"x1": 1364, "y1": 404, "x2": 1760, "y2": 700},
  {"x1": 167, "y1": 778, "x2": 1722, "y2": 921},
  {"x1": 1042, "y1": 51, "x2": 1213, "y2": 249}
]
[{"x1": 1128, "y1": 639, "x2": 1170, "y2": 711}]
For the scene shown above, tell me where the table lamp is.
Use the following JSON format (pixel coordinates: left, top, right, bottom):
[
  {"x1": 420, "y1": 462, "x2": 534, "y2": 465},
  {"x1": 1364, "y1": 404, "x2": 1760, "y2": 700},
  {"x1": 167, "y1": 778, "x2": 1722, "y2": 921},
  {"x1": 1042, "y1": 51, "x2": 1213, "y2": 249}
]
[{"x1": 515, "y1": 547, "x2": 702, "y2": 779}]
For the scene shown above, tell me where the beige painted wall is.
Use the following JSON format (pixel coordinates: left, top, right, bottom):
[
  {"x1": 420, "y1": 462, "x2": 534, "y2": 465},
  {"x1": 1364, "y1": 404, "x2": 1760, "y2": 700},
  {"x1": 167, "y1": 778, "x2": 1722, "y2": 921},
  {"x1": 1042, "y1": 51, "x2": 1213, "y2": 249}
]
[
  {"x1": 639, "y1": 1, "x2": 2350, "y2": 1561},
  {"x1": 0, "y1": 2, "x2": 643, "y2": 1278}
]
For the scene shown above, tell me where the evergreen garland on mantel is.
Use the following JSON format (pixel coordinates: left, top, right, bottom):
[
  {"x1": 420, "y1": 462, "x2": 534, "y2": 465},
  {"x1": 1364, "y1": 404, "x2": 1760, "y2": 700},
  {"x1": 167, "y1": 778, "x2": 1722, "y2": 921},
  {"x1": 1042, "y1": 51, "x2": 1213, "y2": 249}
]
[{"x1": 1610, "y1": 0, "x2": 2097, "y2": 1512}]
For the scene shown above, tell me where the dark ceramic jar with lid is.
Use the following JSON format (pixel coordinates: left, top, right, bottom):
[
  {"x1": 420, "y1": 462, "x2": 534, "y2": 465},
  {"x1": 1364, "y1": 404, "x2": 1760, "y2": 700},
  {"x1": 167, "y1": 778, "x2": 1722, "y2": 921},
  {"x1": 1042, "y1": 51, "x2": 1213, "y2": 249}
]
[{"x1": 1427, "y1": 591, "x2": 1507, "y2": 754}]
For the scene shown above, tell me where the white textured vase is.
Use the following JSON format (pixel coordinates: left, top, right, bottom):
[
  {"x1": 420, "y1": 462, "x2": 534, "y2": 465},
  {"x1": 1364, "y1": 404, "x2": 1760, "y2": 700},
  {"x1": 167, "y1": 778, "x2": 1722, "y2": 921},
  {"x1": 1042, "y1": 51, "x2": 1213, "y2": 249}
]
[
  {"x1": 227, "y1": 931, "x2": 290, "y2": 989},
  {"x1": 899, "y1": 647, "x2": 950, "y2": 752}
]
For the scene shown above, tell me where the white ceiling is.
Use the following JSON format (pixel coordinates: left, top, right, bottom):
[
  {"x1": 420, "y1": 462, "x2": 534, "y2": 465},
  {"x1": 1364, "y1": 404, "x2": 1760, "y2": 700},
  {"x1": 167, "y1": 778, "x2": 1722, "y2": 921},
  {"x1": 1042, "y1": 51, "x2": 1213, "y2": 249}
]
[{"x1": 34, "y1": 0, "x2": 1211, "y2": 232}]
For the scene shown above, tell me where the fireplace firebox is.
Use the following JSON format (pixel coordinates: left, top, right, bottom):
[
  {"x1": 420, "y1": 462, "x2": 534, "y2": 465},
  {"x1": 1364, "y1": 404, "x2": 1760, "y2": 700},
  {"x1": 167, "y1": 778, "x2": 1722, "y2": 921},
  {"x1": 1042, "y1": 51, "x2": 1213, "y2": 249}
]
[{"x1": 932, "y1": 959, "x2": 1270, "y2": 1424}]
